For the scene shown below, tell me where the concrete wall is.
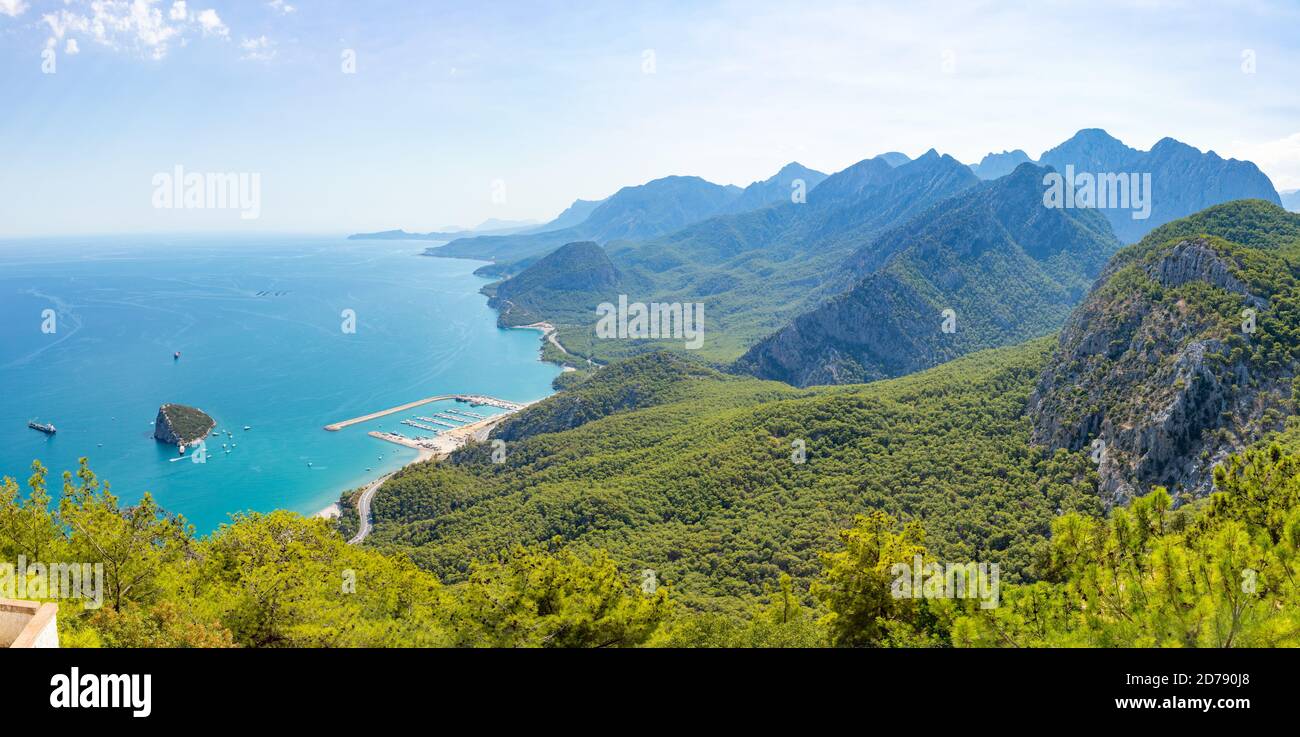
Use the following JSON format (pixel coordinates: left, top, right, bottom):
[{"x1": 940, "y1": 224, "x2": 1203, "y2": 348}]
[{"x1": 1, "y1": 599, "x2": 59, "y2": 648}]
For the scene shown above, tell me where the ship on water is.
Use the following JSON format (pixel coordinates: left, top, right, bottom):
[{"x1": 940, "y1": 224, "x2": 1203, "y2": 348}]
[{"x1": 27, "y1": 420, "x2": 57, "y2": 435}]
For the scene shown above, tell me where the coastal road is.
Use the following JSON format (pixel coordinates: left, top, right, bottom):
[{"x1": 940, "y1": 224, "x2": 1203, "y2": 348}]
[{"x1": 347, "y1": 472, "x2": 393, "y2": 544}]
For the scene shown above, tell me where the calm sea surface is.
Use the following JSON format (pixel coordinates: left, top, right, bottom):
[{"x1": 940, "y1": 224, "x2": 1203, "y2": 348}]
[{"x1": 0, "y1": 235, "x2": 559, "y2": 532}]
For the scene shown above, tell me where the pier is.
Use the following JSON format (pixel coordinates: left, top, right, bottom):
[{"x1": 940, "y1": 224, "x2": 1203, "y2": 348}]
[
  {"x1": 323, "y1": 393, "x2": 527, "y2": 431},
  {"x1": 456, "y1": 395, "x2": 526, "y2": 411},
  {"x1": 415, "y1": 415, "x2": 461, "y2": 426},
  {"x1": 401, "y1": 420, "x2": 443, "y2": 433}
]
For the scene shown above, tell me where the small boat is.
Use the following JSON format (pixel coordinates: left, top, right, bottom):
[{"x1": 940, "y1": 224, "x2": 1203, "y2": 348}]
[
  {"x1": 244, "y1": 426, "x2": 251, "y2": 431},
  {"x1": 28, "y1": 421, "x2": 57, "y2": 435},
  {"x1": 174, "y1": 351, "x2": 181, "y2": 360}
]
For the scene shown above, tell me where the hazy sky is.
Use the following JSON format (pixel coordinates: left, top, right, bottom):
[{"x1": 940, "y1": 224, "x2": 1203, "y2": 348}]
[{"x1": 2, "y1": 0, "x2": 1298, "y2": 236}]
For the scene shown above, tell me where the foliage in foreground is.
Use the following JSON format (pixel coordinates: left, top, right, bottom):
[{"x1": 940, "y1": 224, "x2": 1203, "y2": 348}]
[
  {"x1": 0, "y1": 461, "x2": 668, "y2": 648},
  {"x1": 6, "y1": 436, "x2": 1300, "y2": 647}
]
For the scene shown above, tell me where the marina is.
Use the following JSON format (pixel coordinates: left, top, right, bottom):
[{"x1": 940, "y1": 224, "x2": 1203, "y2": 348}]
[
  {"x1": 400, "y1": 419, "x2": 444, "y2": 432},
  {"x1": 323, "y1": 394, "x2": 527, "y2": 431},
  {"x1": 414, "y1": 415, "x2": 459, "y2": 427}
]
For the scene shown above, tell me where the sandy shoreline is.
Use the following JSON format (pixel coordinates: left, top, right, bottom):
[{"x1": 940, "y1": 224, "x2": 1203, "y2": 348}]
[
  {"x1": 314, "y1": 322, "x2": 558, "y2": 521},
  {"x1": 312, "y1": 414, "x2": 513, "y2": 518}
]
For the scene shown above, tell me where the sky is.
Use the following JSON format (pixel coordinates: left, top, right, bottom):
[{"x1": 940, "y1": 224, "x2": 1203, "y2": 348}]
[{"x1": 1, "y1": 0, "x2": 1298, "y2": 236}]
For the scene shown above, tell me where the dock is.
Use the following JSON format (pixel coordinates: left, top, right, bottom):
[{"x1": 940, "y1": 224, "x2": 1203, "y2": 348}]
[
  {"x1": 415, "y1": 415, "x2": 461, "y2": 426},
  {"x1": 401, "y1": 420, "x2": 443, "y2": 432},
  {"x1": 457, "y1": 395, "x2": 526, "y2": 411},
  {"x1": 324, "y1": 394, "x2": 526, "y2": 431}
]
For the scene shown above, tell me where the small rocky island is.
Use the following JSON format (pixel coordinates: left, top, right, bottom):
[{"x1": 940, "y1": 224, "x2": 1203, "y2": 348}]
[{"x1": 153, "y1": 403, "x2": 216, "y2": 450}]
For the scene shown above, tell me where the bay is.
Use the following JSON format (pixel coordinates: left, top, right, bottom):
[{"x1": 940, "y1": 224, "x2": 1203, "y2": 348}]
[{"x1": 0, "y1": 234, "x2": 559, "y2": 532}]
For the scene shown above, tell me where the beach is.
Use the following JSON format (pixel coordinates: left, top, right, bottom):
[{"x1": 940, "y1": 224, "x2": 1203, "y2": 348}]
[
  {"x1": 310, "y1": 319, "x2": 563, "y2": 526},
  {"x1": 314, "y1": 410, "x2": 522, "y2": 519}
]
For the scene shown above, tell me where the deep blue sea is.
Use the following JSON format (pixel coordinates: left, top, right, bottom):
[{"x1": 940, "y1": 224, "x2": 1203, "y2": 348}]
[{"x1": 0, "y1": 235, "x2": 559, "y2": 532}]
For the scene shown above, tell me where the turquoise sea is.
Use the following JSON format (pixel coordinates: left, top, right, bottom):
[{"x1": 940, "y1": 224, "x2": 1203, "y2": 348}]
[{"x1": 0, "y1": 235, "x2": 559, "y2": 532}]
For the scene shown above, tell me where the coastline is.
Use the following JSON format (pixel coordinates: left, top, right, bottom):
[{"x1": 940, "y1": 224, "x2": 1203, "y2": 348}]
[
  {"x1": 514, "y1": 321, "x2": 581, "y2": 371},
  {"x1": 312, "y1": 264, "x2": 563, "y2": 523},
  {"x1": 313, "y1": 407, "x2": 527, "y2": 519}
]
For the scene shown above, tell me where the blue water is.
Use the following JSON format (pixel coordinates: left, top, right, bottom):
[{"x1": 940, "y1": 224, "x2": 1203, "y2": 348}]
[{"x1": 0, "y1": 235, "x2": 559, "y2": 532}]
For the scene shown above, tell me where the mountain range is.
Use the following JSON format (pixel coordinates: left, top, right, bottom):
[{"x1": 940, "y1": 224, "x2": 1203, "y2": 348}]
[
  {"x1": 1037, "y1": 129, "x2": 1280, "y2": 242},
  {"x1": 491, "y1": 150, "x2": 982, "y2": 362},
  {"x1": 422, "y1": 163, "x2": 828, "y2": 264},
  {"x1": 347, "y1": 128, "x2": 1284, "y2": 395},
  {"x1": 363, "y1": 200, "x2": 1300, "y2": 616},
  {"x1": 962, "y1": 131, "x2": 1282, "y2": 243},
  {"x1": 735, "y1": 163, "x2": 1121, "y2": 386},
  {"x1": 1282, "y1": 189, "x2": 1300, "y2": 212}
]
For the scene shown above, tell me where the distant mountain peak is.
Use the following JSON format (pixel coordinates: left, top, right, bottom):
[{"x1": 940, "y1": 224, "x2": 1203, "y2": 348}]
[
  {"x1": 776, "y1": 161, "x2": 815, "y2": 174},
  {"x1": 1067, "y1": 127, "x2": 1125, "y2": 145},
  {"x1": 723, "y1": 162, "x2": 829, "y2": 214},
  {"x1": 1148, "y1": 136, "x2": 1201, "y2": 155},
  {"x1": 970, "y1": 149, "x2": 1036, "y2": 180},
  {"x1": 875, "y1": 152, "x2": 911, "y2": 167},
  {"x1": 1039, "y1": 129, "x2": 1280, "y2": 242}
]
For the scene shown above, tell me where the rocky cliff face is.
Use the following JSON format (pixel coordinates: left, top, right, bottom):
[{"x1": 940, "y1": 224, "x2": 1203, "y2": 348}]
[
  {"x1": 1028, "y1": 201, "x2": 1300, "y2": 502},
  {"x1": 153, "y1": 403, "x2": 216, "y2": 447}
]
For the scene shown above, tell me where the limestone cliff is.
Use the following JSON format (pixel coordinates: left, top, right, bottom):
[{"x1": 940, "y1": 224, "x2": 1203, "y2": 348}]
[{"x1": 1028, "y1": 201, "x2": 1300, "y2": 502}]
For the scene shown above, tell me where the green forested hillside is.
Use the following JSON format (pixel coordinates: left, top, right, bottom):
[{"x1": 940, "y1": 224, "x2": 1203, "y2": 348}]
[
  {"x1": 490, "y1": 352, "x2": 735, "y2": 441},
  {"x1": 366, "y1": 340, "x2": 1104, "y2": 610},
  {"x1": 486, "y1": 241, "x2": 622, "y2": 328}
]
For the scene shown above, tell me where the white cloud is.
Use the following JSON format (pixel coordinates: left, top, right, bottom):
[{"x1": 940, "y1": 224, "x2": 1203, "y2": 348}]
[
  {"x1": 269, "y1": 0, "x2": 294, "y2": 14},
  {"x1": 0, "y1": 0, "x2": 28, "y2": 19},
  {"x1": 196, "y1": 8, "x2": 227, "y2": 38},
  {"x1": 240, "y1": 34, "x2": 276, "y2": 62},
  {"x1": 42, "y1": 10, "x2": 90, "y2": 40},
  {"x1": 65, "y1": 38, "x2": 80, "y2": 54},
  {"x1": 39, "y1": 1, "x2": 233, "y2": 59}
]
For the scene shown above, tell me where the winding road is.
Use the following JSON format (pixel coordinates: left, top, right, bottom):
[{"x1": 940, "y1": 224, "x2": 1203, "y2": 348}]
[{"x1": 347, "y1": 472, "x2": 393, "y2": 544}]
